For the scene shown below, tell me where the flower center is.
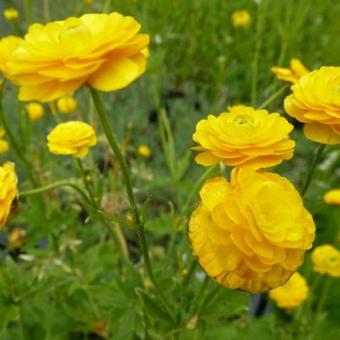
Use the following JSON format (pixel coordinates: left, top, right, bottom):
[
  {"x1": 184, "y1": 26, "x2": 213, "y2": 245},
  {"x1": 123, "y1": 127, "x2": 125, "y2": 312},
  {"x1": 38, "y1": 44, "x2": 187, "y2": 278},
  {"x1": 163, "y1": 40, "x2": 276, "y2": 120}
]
[{"x1": 233, "y1": 114, "x2": 254, "y2": 127}]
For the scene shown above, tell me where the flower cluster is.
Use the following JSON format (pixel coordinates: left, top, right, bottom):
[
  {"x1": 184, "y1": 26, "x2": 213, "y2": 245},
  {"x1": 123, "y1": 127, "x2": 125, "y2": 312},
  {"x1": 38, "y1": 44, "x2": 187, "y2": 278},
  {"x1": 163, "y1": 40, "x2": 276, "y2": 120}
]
[
  {"x1": 189, "y1": 167, "x2": 315, "y2": 293},
  {"x1": 284, "y1": 66, "x2": 340, "y2": 145},
  {"x1": 0, "y1": 12, "x2": 149, "y2": 102},
  {"x1": 311, "y1": 245, "x2": 340, "y2": 277},
  {"x1": 269, "y1": 272, "x2": 309, "y2": 309},
  {"x1": 47, "y1": 121, "x2": 97, "y2": 158},
  {"x1": 0, "y1": 162, "x2": 18, "y2": 229},
  {"x1": 192, "y1": 105, "x2": 295, "y2": 169}
]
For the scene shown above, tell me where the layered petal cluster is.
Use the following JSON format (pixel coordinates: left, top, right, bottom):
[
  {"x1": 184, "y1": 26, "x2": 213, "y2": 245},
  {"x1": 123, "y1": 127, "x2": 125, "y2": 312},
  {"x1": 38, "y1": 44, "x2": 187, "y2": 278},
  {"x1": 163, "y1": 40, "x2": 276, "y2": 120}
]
[
  {"x1": 0, "y1": 162, "x2": 18, "y2": 229},
  {"x1": 47, "y1": 121, "x2": 97, "y2": 158},
  {"x1": 323, "y1": 189, "x2": 340, "y2": 206},
  {"x1": 188, "y1": 168, "x2": 315, "y2": 293},
  {"x1": 193, "y1": 105, "x2": 295, "y2": 169},
  {"x1": 284, "y1": 66, "x2": 340, "y2": 144},
  {"x1": 271, "y1": 58, "x2": 309, "y2": 83},
  {"x1": 0, "y1": 12, "x2": 149, "y2": 102},
  {"x1": 269, "y1": 272, "x2": 309, "y2": 309},
  {"x1": 311, "y1": 245, "x2": 340, "y2": 277}
]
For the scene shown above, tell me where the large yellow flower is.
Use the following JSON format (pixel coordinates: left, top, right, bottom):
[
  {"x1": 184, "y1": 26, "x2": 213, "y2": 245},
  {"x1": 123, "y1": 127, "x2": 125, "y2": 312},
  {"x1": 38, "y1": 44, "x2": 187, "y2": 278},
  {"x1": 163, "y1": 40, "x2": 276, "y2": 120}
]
[
  {"x1": 0, "y1": 13, "x2": 149, "y2": 102},
  {"x1": 269, "y1": 272, "x2": 309, "y2": 309},
  {"x1": 271, "y1": 58, "x2": 309, "y2": 84},
  {"x1": 0, "y1": 162, "x2": 18, "y2": 229},
  {"x1": 284, "y1": 66, "x2": 340, "y2": 144},
  {"x1": 192, "y1": 105, "x2": 295, "y2": 169},
  {"x1": 311, "y1": 245, "x2": 340, "y2": 277},
  {"x1": 188, "y1": 167, "x2": 315, "y2": 293},
  {"x1": 47, "y1": 121, "x2": 97, "y2": 158}
]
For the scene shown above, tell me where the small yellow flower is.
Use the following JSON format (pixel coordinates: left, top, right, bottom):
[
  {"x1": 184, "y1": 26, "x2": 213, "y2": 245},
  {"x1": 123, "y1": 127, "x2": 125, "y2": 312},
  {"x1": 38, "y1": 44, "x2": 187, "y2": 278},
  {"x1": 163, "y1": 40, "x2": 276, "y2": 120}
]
[
  {"x1": 272, "y1": 58, "x2": 309, "y2": 83},
  {"x1": 3, "y1": 8, "x2": 19, "y2": 21},
  {"x1": 25, "y1": 102, "x2": 44, "y2": 121},
  {"x1": 231, "y1": 10, "x2": 251, "y2": 28},
  {"x1": 192, "y1": 105, "x2": 295, "y2": 169},
  {"x1": 0, "y1": 128, "x2": 5, "y2": 138},
  {"x1": 56, "y1": 96, "x2": 78, "y2": 114},
  {"x1": 284, "y1": 66, "x2": 340, "y2": 145},
  {"x1": 188, "y1": 167, "x2": 315, "y2": 293},
  {"x1": 323, "y1": 189, "x2": 340, "y2": 206},
  {"x1": 311, "y1": 245, "x2": 340, "y2": 277},
  {"x1": 137, "y1": 144, "x2": 152, "y2": 158},
  {"x1": 84, "y1": 0, "x2": 94, "y2": 4},
  {"x1": 47, "y1": 121, "x2": 97, "y2": 158},
  {"x1": 8, "y1": 227, "x2": 27, "y2": 248},
  {"x1": 0, "y1": 13, "x2": 149, "y2": 102},
  {"x1": 0, "y1": 140, "x2": 9, "y2": 155},
  {"x1": 269, "y1": 272, "x2": 309, "y2": 309},
  {"x1": 0, "y1": 162, "x2": 18, "y2": 229}
]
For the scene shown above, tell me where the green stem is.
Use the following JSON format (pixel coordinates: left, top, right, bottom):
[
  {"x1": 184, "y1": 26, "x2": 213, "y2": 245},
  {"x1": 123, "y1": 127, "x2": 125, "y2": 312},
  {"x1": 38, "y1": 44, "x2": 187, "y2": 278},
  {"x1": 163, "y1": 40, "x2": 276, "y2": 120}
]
[
  {"x1": 43, "y1": 0, "x2": 51, "y2": 22},
  {"x1": 22, "y1": 0, "x2": 32, "y2": 25},
  {"x1": 251, "y1": 1, "x2": 267, "y2": 106},
  {"x1": 20, "y1": 180, "x2": 91, "y2": 204},
  {"x1": 89, "y1": 87, "x2": 173, "y2": 318},
  {"x1": 182, "y1": 260, "x2": 198, "y2": 287},
  {"x1": 167, "y1": 164, "x2": 219, "y2": 261},
  {"x1": 315, "y1": 276, "x2": 331, "y2": 316},
  {"x1": 0, "y1": 85, "x2": 37, "y2": 186},
  {"x1": 301, "y1": 144, "x2": 326, "y2": 197},
  {"x1": 257, "y1": 84, "x2": 289, "y2": 109}
]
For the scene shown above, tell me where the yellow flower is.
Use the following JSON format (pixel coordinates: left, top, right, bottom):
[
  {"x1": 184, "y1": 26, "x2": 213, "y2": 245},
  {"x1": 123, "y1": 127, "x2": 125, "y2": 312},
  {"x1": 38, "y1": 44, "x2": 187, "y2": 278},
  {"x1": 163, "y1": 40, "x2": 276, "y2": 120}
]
[
  {"x1": 323, "y1": 189, "x2": 340, "y2": 206},
  {"x1": 271, "y1": 58, "x2": 309, "y2": 83},
  {"x1": 47, "y1": 121, "x2": 97, "y2": 158},
  {"x1": 0, "y1": 13, "x2": 149, "y2": 102},
  {"x1": 84, "y1": 0, "x2": 94, "y2": 5},
  {"x1": 0, "y1": 162, "x2": 18, "y2": 229},
  {"x1": 231, "y1": 10, "x2": 251, "y2": 28},
  {"x1": 284, "y1": 66, "x2": 340, "y2": 145},
  {"x1": 192, "y1": 105, "x2": 295, "y2": 169},
  {"x1": 188, "y1": 167, "x2": 315, "y2": 293},
  {"x1": 269, "y1": 272, "x2": 309, "y2": 309},
  {"x1": 25, "y1": 102, "x2": 45, "y2": 121},
  {"x1": 0, "y1": 140, "x2": 9, "y2": 154},
  {"x1": 8, "y1": 227, "x2": 27, "y2": 248},
  {"x1": 311, "y1": 245, "x2": 340, "y2": 277},
  {"x1": 3, "y1": 8, "x2": 19, "y2": 21},
  {"x1": 137, "y1": 144, "x2": 152, "y2": 158},
  {"x1": 56, "y1": 95, "x2": 78, "y2": 114},
  {"x1": 0, "y1": 128, "x2": 5, "y2": 138}
]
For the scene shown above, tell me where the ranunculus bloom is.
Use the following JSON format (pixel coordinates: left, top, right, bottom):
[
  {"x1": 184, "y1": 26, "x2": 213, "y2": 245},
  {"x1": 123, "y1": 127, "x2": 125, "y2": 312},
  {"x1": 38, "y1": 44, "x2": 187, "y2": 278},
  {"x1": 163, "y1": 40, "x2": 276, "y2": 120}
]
[
  {"x1": 47, "y1": 121, "x2": 97, "y2": 158},
  {"x1": 0, "y1": 140, "x2": 9, "y2": 154},
  {"x1": 192, "y1": 105, "x2": 295, "y2": 169},
  {"x1": 311, "y1": 245, "x2": 340, "y2": 277},
  {"x1": 269, "y1": 272, "x2": 309, "y2": 309},
  {"x1": 284, "y1": 66, "x2": 340, "y2": 144},
  {"x1": 271, "y1": 58, "x2": 309, "y2": 84},
  {"x1": 0, "y1": 162, "x2": 18, "y2": 229},
  {"x1": 231, "y1": 10, "x2": 251, "y2": 28},
  {"x1": 25, "y1": 102, "x2": 44, "y2": 121},
  {"x1": 56, "y1": 95, "x2": 78, "y2": 114},
  {"x1": 323, "y1": 189, "x2": 340, "y2": 206},
  {"x1": 188, "y1": 168, "x2": 315, "y2": 293},
  {"x1": 0, "y1": 12, "x2": 149, "y2": 102}
]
